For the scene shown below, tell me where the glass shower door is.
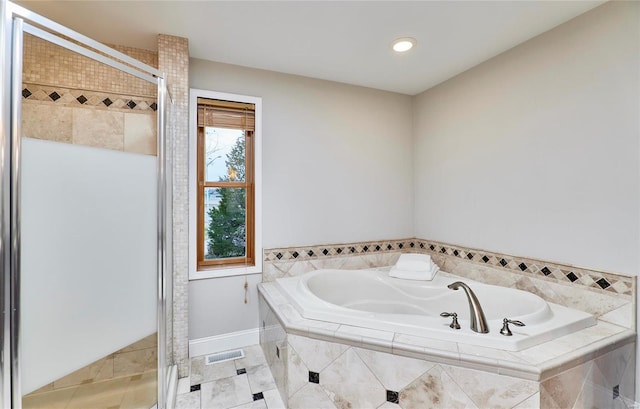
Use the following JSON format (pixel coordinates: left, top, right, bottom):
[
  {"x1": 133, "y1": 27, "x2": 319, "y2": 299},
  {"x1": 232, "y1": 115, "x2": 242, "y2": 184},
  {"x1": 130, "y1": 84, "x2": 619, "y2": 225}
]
[{"x1": 1, "y1": 3, "x2": 171, "y2": 407}]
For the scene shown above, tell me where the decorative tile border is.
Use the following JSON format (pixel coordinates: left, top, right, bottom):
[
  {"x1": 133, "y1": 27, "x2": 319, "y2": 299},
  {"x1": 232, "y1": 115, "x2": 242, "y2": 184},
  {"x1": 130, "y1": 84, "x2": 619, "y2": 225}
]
[
  {"x1": 264, "y1": 238, "x2": 634, "y2": 297},
  {"x1": 263, "y1": 239, "x2": 421, "y2": 262},
  {"x1": 22, "y1": 82, "x2": 157, "y2": 113},
  {"x1": 421, "y1": 239, "x2": 634, "y2": 298}
]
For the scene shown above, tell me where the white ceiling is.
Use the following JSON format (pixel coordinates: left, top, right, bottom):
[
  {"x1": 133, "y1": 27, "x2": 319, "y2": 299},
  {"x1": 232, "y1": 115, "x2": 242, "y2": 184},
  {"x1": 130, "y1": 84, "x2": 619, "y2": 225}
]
[{"x1": 16, "y1": 0, "x2": 605, "y2": 95}]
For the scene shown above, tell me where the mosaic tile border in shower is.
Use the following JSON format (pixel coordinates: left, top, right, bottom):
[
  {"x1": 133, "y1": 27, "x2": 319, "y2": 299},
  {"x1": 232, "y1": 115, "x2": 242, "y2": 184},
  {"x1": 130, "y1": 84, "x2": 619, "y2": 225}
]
[
  {"x1": 263, "y1": 238, "x2": 634, "y2": 297},
  {"x1": 22, "y1": 82, "x2": 157, "y2": 113}
]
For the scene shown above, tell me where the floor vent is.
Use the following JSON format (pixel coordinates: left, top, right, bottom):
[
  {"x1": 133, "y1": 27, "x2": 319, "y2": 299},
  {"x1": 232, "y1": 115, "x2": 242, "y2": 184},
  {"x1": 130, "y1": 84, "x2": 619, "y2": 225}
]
[{"x1": 205, "y1": 349, "x2": 244, "y2": 365}]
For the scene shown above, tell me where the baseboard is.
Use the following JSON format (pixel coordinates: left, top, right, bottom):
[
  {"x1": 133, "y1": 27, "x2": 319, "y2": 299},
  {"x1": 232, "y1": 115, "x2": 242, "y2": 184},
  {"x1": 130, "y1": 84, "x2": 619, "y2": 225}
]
[{"x1": 189, "y1": 328, "x2": 260, "y2": 358}]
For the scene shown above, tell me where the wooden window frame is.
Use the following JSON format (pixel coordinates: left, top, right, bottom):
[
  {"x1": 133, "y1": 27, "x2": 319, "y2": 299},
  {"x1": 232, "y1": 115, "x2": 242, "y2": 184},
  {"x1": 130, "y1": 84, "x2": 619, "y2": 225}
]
[
  {"x1": 196, "y1": 124, "x2": 255, "y2": 270},
  {"x1": 189, "y1": 89, "x2": 262, "y2": 280}
]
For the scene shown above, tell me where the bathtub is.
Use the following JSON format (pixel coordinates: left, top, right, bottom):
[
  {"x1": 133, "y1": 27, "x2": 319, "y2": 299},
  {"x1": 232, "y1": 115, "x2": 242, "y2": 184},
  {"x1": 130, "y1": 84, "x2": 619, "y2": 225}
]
[{"x1": 275, "y1": 268, "x2": 597, "y2": 351}]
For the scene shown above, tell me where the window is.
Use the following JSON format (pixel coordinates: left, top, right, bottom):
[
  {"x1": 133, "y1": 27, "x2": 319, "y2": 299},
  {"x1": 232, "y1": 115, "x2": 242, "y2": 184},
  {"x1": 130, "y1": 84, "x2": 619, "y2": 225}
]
[{"x1": 190, "y1": 90, "x2": 262, "y2": 278}]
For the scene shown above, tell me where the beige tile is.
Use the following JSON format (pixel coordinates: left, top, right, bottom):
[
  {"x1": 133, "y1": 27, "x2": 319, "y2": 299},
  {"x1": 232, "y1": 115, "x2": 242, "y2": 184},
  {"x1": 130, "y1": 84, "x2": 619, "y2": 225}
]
[
  {"x1": 22, "y1": 103, "x2": 73, "y2": 143},
  {"x1": 124, "y1": 112, "x2": 157, "y2": 155},
  {"x1": 400, "y1": 365, "x2": 478, "y2": 409},
  {"x1": 120, "y1": 370, "x2": 158, "y2": 409},
  {"x1": 354, "y1": 347, "x2": 434, "y2": 391},
  {"x1": 234, "y1": 344, "x2": 268, "y2": 369},
  {"x1": 439, "y1": 364, "x2": 538, "y2": 409},
  {"x1": 66, "y1": 376, "x2": 131, "y2": 409},
  {"x1": 512, "y1": 392, "x2": 540, "y2": 408},
  {"x1": 53, "y1": 355, "x2": 114, "y2": 389},
  {"x1": 29, "y1": 382, "x2": 54, "y2": 394},
  {"x1": 287, "y1": 345, "x2": 309, "y2": 398},
  {"x1": 262, "y1": 388, "x2": 286, "y2": 409},
  {"x1": 72, "y1": 108, "x2": 124, "y2": 150},
  {"x1": 288, "y1": 334, "x2": 349, "y2": 373},
  {"x1": 190, "y1": 356, "x2": 237, "y2": 386},
  {"x1": 540, "y1": 361, "x2": 591, "y2": 409},
  {"x1": 176, "y1": 390, "x2": 200, "y2": 409},
  {"x1": 320, "y1": 348, "x2": 386, "y2": 409},
  {"x1": 113, "y1": 348, "x2": 157, "y2": 377},
  {"x1": 200, "y1": 373, "x2": 253, "y2": 409},
  {"x1": 22, "y1": 387, "x2": 77, "y2": 409},
  {"x1": 289, "y1": 384, "x2": 337, "y2": 409}
]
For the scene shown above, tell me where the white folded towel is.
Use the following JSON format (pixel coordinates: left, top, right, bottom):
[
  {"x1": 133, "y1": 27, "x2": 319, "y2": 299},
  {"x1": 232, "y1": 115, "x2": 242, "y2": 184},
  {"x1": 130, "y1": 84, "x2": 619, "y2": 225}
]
[{"x1": 389, "y1": 254, "x2": 439, "y2": 280}]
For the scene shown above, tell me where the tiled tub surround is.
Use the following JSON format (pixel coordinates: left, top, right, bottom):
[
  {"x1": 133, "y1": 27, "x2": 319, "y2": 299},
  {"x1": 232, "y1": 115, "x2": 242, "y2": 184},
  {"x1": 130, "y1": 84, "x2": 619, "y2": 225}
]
[
  {"x1": 261, "y1": 239, "x2": 636, "y2": 407},
  {"x1": 263, "y1": 239, "x2": 635, "y2": 330},
  {"x1": 259, "y1": 285, "x2": 636, "y2": 408}
]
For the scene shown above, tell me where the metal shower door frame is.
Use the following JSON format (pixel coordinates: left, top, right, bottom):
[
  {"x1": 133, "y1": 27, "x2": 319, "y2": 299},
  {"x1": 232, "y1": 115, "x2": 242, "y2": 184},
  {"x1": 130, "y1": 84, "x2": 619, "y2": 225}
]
[{"x1": 0, "y1": 1, "x2": 171, "y2": 407}]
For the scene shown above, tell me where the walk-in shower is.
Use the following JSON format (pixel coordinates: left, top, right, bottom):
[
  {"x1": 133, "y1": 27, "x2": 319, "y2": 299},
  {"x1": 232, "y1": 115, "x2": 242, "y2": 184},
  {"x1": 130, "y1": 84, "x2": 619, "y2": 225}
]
[{"x1": 0, "y1": 1, "x2": 175, "y2": 408}]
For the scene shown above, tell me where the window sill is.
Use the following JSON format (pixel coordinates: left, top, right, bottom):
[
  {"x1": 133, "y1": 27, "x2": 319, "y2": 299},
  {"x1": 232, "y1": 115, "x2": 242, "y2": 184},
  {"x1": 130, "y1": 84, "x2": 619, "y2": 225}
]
[{"x1": 189, "y1": 265, "x2": 262, "y2": 280}]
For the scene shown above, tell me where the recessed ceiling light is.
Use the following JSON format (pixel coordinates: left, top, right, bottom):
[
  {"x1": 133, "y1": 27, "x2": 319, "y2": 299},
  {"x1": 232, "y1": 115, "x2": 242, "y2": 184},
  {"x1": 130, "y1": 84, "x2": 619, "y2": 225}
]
[{"x1": 392, "y1": 37, "x2": 416, "y2": 53}]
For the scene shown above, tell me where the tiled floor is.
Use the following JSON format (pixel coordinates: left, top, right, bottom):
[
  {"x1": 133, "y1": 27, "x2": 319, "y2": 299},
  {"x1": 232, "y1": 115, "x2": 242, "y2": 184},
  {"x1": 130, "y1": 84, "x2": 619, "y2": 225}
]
[
  {"x1": 22, "y1": 369, "x2": 157, "y2": 409},
  {"x1": 175, "y1": 345, "x2": 285, "y2": 409}
]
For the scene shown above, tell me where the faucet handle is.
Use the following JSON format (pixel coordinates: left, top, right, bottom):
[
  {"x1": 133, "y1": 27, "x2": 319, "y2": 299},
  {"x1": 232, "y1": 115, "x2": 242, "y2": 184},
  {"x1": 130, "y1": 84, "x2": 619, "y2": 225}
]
[
  {"x1": 440, "y1": 312, "x2": 461, "y2": 330},
  {"x1": 500, "y1": 318, "x2": 525, "y2": 336}
]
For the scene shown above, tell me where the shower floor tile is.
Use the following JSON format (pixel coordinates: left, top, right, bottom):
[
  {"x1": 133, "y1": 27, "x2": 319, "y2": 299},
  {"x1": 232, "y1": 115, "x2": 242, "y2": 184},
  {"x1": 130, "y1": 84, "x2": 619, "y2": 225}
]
[
  {"x1": 177, "y1": 344, "x2": 285, "y2": 409},
  {"x1": 22, "y1": 369, "x2": 157, "y2": 409}
]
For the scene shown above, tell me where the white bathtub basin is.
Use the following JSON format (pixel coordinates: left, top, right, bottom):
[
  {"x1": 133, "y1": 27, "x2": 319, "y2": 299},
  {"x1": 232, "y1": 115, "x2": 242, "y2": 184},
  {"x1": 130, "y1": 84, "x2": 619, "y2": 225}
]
[{"x1": 275, "y1": 268, "x2": 597, "y2": 351}]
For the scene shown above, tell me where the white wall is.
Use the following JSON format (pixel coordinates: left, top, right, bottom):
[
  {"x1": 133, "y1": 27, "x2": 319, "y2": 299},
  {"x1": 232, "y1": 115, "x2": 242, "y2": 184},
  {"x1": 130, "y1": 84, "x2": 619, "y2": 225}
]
[
  {"x1": 188, "y1": 60, "x2": 414, "y2": 340},
  {"x1": 21, "y1": 138, "x2": 157, "y2": 394},
  {"x1": 414, "y1": 1, "x2": 639, "y2": 276},
  {"x1": 413, "y1": 1, "x2": 640, "y2": 399}
]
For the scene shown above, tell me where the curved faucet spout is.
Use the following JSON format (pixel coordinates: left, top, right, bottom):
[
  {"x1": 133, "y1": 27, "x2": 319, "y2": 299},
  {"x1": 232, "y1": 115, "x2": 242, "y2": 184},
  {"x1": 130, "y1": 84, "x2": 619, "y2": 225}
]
[{"x1": 447, "y1": 281, "x2": 489, "y2": 333}]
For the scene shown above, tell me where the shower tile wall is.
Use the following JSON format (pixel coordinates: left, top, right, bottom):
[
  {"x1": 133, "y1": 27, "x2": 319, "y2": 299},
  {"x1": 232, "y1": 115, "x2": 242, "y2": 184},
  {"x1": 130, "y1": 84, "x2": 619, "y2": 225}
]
[
  {"x1": 157, "y1": 34, "x2": 190, "y2": 377},
  {"x1": 22, "y1": 34, "x2": 157, "y2": 95},
  {"x1": 23, "y1": 334, "x2": 158, "y2": 409},
  {"x1": 21, "y1": 34, "x2": 157, "y2": 156}
]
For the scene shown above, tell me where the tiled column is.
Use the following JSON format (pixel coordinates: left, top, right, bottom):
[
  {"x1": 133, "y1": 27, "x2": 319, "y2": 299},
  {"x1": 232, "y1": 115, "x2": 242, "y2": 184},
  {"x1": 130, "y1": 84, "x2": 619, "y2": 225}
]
[{"x1": 158, "y1": 34, "x2": 190, "y2": 377}]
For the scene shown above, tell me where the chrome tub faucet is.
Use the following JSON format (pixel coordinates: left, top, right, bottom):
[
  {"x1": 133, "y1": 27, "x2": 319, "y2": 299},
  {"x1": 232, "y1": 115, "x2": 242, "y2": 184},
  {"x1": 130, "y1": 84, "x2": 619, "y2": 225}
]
[{"x1": 447, "y1": 281, "x2": 489, "y2": 333}]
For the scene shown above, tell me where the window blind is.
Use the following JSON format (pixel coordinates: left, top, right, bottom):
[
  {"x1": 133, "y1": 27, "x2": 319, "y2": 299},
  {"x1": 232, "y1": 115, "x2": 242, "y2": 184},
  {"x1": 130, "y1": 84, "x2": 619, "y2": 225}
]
[{"x1": 197, "y1": 97, "x2": 255, "y2": 131}]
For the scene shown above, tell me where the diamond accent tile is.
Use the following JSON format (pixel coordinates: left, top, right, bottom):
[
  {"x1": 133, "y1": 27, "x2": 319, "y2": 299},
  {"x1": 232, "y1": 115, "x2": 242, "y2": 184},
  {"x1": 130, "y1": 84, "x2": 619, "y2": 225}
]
[
  {"x1": 102, "y1": 97, "x2": 113, "y2": 107},
  {"x1": 566, "y1": 272, "x2": 578, "y2": 282},
  {"x1": 48, "y1": 91, "x2": 61, "y2": 101},
  {"x1": 76, "y1": 95, "x2": 88, "y2": 104},
  {"x1": 308, "y1": 371, "x2": 319, "y2": 384},
  {"x1": 541, "y1": 266, "x2": 552, "y2": 276},
  {"x1": 596, "y1": 278, "x2": 611, "y2": 289},
  {"x1": 22, "y1": 88, "x2": 32, "y2": 98},
  {"x1": 252, "y1": 392, "x2": 264, "y2": 401},
  {"x1": 126, "y1": 100, "x2": 137, "y2": 109},
  {"x1": 150, "y1": 102, "x2": 158, "y2": 111},
  {"x1": 386, "y1": 390, "x2": 399, "y2": 404}
]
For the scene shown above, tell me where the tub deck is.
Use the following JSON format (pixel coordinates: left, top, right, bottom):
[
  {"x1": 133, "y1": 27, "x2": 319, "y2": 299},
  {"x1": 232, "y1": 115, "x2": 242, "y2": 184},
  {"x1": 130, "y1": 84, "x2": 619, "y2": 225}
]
[{"x1": 258, "y1": 281, "x2": 634, "y2": 381}]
